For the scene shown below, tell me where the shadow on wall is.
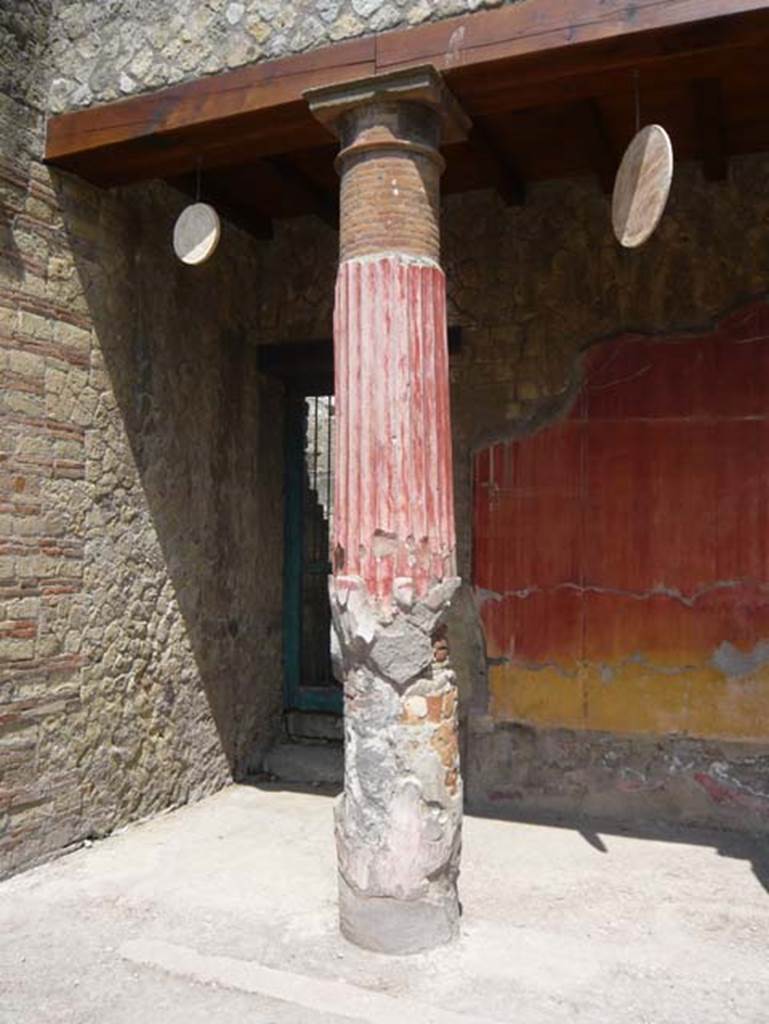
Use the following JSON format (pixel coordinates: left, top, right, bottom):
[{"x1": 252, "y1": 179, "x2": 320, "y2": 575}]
[
  {"x1": 0, "y1": 218, "x2": 23, "y2": 284},
  {"x1": 52, "y1": 170, "x2": 285, "y2": 824}
]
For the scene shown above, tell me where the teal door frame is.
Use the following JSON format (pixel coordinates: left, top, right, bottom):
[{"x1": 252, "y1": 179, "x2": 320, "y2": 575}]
[
  {"x1": 272, "y1": 332, "x2": 459, "y2": 714},
  {"x1": 283, "y1": 386, "x2": 342, "y2": 714}
]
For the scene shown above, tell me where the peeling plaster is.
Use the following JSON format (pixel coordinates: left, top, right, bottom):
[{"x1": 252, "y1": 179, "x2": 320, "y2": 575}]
[
  {"x1": 711, "y1": 640, "x2": 769, "y2": 679},
  {"x1": 475, "y1": 580, "x2": 765, "y2": 610}
]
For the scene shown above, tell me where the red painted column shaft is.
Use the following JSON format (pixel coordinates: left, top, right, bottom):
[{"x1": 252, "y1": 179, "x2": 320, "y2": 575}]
[
  {"x1": 307, "y1": 67, "x2": 470, "y2": 955},
  {"x1": 333, "y1": 255, "x2": 455, "y2": 600}
]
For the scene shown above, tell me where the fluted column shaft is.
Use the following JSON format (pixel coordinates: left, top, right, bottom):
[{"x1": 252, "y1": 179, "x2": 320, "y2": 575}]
[
  {"x1": 307, "y1": 67, "x2": 469, "y2": 955},
  {"x1": 333, "y1": 255, "x2": 455, "y2": 599}
]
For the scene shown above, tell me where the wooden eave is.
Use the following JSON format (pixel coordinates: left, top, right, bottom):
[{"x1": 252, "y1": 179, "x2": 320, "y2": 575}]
[{"x1": 44, "y1": 0, "x2": 769, "y2": 230}]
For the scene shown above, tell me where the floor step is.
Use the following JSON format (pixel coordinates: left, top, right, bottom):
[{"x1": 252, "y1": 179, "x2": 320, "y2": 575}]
[
  {"x1": 263, "y1": 741, "x2": 343, "y2": 786},
  {"x1": 285, "y1": 711, "x2": 343, "y2": 742}
]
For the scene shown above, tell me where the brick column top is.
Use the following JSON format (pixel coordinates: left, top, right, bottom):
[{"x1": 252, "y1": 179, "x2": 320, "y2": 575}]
[{"x1": 306, "y1": 66, "x2": 470, "y2": 263}]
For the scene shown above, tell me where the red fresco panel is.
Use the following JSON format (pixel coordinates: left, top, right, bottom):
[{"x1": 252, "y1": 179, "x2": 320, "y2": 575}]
[
  {"x1": 715, "y1": 420, "x2": 769, "y2": 581},
  {"x1": 583, "y1": 589, "x2": 719, "y2": 664},
  {"x1": 472, "y1": 300, "x2": 769, "y2": 736},
  {"x1": 712, "y1": 328, "x2": 769, "y2": 418},
  {"x1": 480, "y1": 587, "x2": 583, "y2": 669},
  {"x1": 494, "y1": 422, "x2": 584, "y2": 592},
  {"x1": 582, "y1": 582, "x2": 769, "y2": 669},
  {"x1": 583, "y1": 333, "x2": 715, "y2": 421},
  {"x1": 472, "y1": 447, "x2": 494, "y2": 590},
  {"x1": 584, "y1": 420, "x2": 719, "y2": 594}
]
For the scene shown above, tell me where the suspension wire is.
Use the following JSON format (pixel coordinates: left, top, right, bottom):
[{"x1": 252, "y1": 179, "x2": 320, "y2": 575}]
[
  {"x1": 195, "y1": 157, "x2": 202, "y2": 202},
  {"x1": 634, "y1": 69, "x2": 641, "y2": 134},
  {"x1": 327, "y1": 395, "x2": 333, "y2": 544}
]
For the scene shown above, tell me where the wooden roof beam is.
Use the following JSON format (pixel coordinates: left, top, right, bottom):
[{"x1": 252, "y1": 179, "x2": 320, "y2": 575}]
[
  {"x1": 468, "y1": 121, "x2": 525, "y2": 206},
  {"x1": 382, "y1": 0, "x2": 769, "y2": 93},
  {"x1": 169, "y1": 174, "x2": 274, "y2": 240},
  {"x1": 44, "y1": 1, "x2": 769, "y2": 186},
  {"x1": 262, "y1": 156, "x2": 339, "y2": 230},
  {"x1": 692, "y1": 77, "x2": 728, "y2": 181}
]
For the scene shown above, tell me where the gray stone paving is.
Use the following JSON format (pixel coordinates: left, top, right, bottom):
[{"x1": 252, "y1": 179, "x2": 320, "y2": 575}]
[{"x1": 2, "y1": 783, "x2": 768, "y2": 1023}]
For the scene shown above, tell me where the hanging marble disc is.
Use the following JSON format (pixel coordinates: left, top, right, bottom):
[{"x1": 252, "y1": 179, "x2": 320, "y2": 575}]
[
  {"x1": 611, "y1": 124, "x2": 673, "y2": 248},
  {"x1": 173, "y1": 202, "x2": 221, "y2": 265}
]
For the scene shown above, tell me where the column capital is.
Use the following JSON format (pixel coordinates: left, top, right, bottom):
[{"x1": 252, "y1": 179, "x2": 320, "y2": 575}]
[
  {"x1": 306, "y1": 66, "x2": 468, "y2": 263},
  {"x1": 305, "y1": 64, "x2": 470, "y2": 146}
]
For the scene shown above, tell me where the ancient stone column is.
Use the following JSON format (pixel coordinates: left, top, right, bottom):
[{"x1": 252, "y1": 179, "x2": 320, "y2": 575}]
[{"x1": 307, "y1": 67, "x2": 470, "y2": 954}]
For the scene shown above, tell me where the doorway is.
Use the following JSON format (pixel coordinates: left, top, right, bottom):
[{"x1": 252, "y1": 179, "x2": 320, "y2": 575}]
[{"x1": 283, "y1": 387, "x2": 342, "y2": 714}]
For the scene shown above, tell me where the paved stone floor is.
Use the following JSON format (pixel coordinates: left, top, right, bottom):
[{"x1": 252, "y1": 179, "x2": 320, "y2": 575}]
[{"x1": 1, "y1": 783, "x2": 768, "y2": 1023}]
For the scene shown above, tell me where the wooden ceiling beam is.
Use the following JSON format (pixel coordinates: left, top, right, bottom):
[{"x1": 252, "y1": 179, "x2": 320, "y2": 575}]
[
  {"x1": 169, "y1": 174, "x2": 274, "y2": 240},
  {"x1": 438, "y1": 40, "x2": 767, "y2": 121},
  {"x1": 575, "y1": 98, "x2": 619, "y2": 194},
  {"x1": 262, "y1": 156, "x2": 339, "y2": 229},
  {"x1": 446, "y1": 18, "x2": 769, "y2": 118},
  {"x1": 44, "y1": 1, "x2": 769, "y2": 187},
  {"x1": 468, "y1": 121, "x2": 525, "y2": 206},
  {"x1": 379, "y1": 0, "x2": 769, "y2": 79},
  {"x1": 692, "y1": 77, "x2": 729, "y2": 181}
]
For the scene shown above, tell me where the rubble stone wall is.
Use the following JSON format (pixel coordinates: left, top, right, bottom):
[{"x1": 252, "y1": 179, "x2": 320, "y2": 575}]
[
  {"x1": 46, "y1": 0, "x2": 516, "y2": 113},
  {"x1": 443, "y1": 157, "x2": 769, "y2": 833},
  {"x1": 252, "y1": 152, "x2": 769, "y2": 835},
  {"x1": 5, "y1": 0, "x2": 769, "y2": 877}
]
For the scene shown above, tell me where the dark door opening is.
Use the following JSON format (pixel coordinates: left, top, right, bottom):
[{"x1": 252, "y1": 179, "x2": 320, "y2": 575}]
[{"x1": 283, "y1": 388, "x2": 342, "y2": 714}]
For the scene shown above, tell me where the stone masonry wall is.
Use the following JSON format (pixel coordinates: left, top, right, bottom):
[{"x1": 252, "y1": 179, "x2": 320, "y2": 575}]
[
  {"x1": 443, "y1": 157, "x2": 769, "y2": 833},
  {"x1": 6, "y1": 0, "x2": 769, "y2": 875},
  {"x1": 253, "y1": 151, "x2": 769, "y2": 833},
  {"x1": 238, "y1": 149, "x2": 769, "y2": 834},
  {"x1": 47, "y1": 0, "x2": 516, "y2": 112},
  {"x1": 1, "y1": 4, "x2": 288, "y2": 877}
]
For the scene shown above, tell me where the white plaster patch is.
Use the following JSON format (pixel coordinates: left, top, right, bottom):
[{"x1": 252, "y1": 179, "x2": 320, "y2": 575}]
[
  {"x1": 121, "y1": 939, "x2": 500, "y2": 1024},
  {"x1": 405, "y1": 695, "x2": 427, "y2": 719},
  {"x1": 445, "y1": 25, "x2": 466, "y2": 66}
]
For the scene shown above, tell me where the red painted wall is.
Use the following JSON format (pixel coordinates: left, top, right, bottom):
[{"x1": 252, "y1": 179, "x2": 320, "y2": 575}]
[{"x1": 473, "y1": 301, "x2": 769, "y2": 740}]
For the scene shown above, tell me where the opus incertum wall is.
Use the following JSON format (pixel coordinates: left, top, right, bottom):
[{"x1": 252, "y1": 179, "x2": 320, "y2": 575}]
[
  {"x1": 46, "y1": 0, "x2": 517, "y2": 113},
  {"x1": 5, "y1": 0, "x2": 769, "y2": 875}
]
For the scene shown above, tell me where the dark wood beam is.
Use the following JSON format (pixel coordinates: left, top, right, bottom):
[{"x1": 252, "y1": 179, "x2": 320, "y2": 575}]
[
  {"x1": 170, "y1": 174, "x2": 273, "y2": 241},
  {"x1": 692, "y1": 76, "x2": 729, "y2": 181},
  {"x1": 45, "y1": 38, "x2": 374, "y2": 171},
  {"x1": 257, "y1": 327, "x2": 462, "y2": 389},
  {"x1": 381, "y1": 0, "x2": 769, "y2": 85},
  {"x1": 45, "y1": 1, "x2": 769, "y2": 186},
  {"x1": 262, "y1": 156, "x2": 339, "y2": 229},
  {"x1": 575, "y1": 98, "x2": 619, "y2": 194},
  {"x1": 433, "y1": 5, "x2": 769, "y2": 119},
  {"x1": 469, "y1": 121, "x2": 525, "y2": 205}
]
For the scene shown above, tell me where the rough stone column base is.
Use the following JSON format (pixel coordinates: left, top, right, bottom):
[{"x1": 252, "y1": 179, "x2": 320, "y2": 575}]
[
  {"x1": 331, "y1": 576, "x2": 462, "y2": 954},
  {"x1": 338, "y1": 871, "x2": 459, "y2": 955}
]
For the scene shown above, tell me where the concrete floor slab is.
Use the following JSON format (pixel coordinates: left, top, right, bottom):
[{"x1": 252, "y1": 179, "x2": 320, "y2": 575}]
[{"x1": 1, "y1": 784, "x2": 768, "y2": 1023}]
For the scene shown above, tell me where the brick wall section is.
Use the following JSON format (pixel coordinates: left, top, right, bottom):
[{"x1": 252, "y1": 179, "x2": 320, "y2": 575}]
[{"x1": 1, "y1": 8, "x2": 292, "y2": 877}]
